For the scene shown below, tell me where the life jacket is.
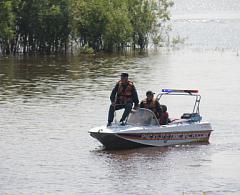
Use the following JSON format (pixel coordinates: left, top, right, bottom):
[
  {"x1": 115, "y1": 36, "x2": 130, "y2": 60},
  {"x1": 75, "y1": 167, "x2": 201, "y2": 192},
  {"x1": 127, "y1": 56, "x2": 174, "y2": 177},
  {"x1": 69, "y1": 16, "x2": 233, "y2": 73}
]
[
  {"x1": 141, "y1": 98, "x2": 159, "y2": 118},
  {"x1": 116, "y1": 80, "x2": 134, "y2": 104},
  {"x1": 160, "y1": 112, "x2": 169, "y2": 125}
]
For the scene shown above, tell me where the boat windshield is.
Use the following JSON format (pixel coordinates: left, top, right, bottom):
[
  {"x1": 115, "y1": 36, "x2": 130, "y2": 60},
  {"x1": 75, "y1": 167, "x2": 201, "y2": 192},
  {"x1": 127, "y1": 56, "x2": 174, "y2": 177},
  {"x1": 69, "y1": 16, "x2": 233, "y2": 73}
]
[{"x1": 127, "y1": 108, "x2": 160, "y2": 126}]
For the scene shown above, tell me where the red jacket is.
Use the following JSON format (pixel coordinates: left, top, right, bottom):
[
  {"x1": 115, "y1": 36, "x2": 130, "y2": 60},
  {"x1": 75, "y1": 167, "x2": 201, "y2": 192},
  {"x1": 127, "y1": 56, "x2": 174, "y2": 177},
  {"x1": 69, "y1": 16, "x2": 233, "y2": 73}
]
[{"x1": 159, "y1": 112, "x2": 169, "y2": 125}]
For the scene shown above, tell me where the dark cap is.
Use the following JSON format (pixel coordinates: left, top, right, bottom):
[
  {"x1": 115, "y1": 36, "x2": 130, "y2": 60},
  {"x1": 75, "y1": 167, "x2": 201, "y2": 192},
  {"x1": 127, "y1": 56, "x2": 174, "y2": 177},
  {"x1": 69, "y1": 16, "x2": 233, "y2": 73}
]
[
  {"x1": 121, "y1": 73, "x2": 129, "y2": 77},
  {"x1": 146, "y1": 91, "x2": 155, "y2": 96}
]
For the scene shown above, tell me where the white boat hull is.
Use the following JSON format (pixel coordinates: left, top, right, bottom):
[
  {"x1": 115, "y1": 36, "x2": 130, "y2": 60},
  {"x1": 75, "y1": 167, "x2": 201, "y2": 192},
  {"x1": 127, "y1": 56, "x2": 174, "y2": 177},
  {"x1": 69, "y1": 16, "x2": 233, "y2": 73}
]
[{"x1": 89, "y1": 122, "x2": 213, "y2": 150}]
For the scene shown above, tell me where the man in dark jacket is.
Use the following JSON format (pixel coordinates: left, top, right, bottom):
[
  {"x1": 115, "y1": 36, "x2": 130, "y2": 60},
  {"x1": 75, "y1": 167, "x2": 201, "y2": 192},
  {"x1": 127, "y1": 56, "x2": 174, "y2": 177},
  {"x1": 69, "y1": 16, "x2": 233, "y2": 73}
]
[
  {"x1": 107, "y1": 73, "x2": 139, "y2": 126},
  {"x1": 140, "y1": 91, "x2": 162, "y2": 121}
]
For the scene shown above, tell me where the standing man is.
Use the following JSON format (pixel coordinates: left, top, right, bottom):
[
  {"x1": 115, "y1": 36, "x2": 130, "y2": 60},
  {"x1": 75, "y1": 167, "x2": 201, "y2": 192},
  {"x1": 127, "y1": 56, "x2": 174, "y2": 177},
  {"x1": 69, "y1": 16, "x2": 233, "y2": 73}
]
[
  {"x1": 140, "y1": 91, "x2": 162, "y2": 121},
  {"x1": 107, "y1": 73, "x2": 139, "y2": 126}
]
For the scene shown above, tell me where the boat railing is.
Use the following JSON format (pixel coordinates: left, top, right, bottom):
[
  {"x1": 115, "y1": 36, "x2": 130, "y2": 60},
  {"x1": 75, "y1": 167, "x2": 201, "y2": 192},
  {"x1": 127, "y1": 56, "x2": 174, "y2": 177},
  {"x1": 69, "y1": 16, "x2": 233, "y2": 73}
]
[{"x1": 156, "y1": 89, "x2": 201, "y2": 115}]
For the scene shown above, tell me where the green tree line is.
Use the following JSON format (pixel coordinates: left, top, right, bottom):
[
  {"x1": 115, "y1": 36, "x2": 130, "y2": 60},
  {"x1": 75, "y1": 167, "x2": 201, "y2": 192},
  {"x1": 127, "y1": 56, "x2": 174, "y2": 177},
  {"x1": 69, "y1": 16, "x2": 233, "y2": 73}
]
[{"x1": 0, "y1": 0, "x2": 173, "y2": 54}]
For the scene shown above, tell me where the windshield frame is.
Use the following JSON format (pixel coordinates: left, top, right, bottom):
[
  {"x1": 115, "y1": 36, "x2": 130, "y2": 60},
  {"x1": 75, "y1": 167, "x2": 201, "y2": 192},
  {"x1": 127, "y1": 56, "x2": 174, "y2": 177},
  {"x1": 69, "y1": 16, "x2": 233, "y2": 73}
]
[{"x1": 126, "y1": 108, "x2": 160, "y2": 126}]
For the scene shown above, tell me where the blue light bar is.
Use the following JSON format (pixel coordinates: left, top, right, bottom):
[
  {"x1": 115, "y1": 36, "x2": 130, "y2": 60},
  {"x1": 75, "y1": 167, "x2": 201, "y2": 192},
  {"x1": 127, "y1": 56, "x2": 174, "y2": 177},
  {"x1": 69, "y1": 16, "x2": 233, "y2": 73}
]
[
  {"x1": 162, "y1": 89, "x2": 198, "y2": 93},
  {"x1": 162, "y1": 89, "x2": 174, "y2": 93}
]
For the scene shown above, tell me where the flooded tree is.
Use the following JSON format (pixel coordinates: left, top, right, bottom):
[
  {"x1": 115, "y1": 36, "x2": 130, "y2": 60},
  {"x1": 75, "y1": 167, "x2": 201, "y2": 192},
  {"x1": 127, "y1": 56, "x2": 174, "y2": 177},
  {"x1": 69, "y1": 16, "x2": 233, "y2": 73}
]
[
  {"x1": 15, "y1": 0, "x2": 70, "y2": 54},
  {"x1": 0, "y1": 0, "x2": 173, "y2": 55},
  {"x1": 0, "y1": 0, "x2": 16, "y2": 54}
]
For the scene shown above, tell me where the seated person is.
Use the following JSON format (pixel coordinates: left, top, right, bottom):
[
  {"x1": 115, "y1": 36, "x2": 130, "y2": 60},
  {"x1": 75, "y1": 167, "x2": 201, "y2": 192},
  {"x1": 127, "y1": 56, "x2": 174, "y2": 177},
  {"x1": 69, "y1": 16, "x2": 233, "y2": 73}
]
[
  {"x1": 159, "y1": 105, "x2": 170, "y2": 125},
  {"x1": 140, "y1": 91, "x2": 162, "y2": 121}
]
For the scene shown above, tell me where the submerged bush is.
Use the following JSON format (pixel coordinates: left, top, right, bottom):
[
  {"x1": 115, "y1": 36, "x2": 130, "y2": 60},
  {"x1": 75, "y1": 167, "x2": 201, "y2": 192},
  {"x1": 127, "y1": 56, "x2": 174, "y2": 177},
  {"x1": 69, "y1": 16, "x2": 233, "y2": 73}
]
[{"x1": 0, "y1": 0, "x2": 174, "y2": 54}]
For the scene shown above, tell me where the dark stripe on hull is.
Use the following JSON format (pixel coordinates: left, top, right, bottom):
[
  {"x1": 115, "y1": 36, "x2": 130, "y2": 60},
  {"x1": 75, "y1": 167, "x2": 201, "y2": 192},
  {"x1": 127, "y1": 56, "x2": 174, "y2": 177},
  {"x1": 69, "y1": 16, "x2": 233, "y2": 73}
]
[
  {"x1": 118, "y1": 130, "x2": 212, "y2": 141},
  {"x1": 90, "y1": 132, "x2": 151, "y2": 150}
]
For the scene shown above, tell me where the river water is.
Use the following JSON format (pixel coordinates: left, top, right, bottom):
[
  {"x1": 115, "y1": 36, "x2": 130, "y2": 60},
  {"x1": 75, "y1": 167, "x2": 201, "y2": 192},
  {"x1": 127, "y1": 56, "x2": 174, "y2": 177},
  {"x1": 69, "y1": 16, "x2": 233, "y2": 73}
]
[{"x1": 1, "y1": 1, "x2": 240, "y2": 195}]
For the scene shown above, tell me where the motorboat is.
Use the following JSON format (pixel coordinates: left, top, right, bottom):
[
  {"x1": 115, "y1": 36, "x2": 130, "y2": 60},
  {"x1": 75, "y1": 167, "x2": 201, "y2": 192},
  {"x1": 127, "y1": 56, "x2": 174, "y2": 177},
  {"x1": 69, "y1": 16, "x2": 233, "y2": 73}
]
[{"x1": 89, "y1": 89, "x2": 213, "y2": 150}]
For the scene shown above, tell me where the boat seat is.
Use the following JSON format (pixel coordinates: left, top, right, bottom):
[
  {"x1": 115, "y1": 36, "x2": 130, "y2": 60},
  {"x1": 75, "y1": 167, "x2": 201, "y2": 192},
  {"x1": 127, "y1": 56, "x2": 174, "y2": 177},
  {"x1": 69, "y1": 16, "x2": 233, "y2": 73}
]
[{"x1": 181, "y1": 113, "x2": 202, "y2": 122}]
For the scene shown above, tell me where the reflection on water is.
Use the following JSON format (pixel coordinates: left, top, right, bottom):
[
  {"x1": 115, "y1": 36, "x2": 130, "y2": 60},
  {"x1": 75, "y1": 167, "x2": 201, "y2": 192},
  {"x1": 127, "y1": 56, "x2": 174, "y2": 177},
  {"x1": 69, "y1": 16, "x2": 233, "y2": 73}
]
[{"x1": 90, "y1": 144, "x2": 218, "y2": 195}]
